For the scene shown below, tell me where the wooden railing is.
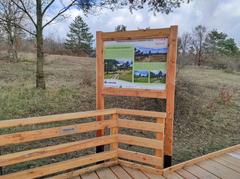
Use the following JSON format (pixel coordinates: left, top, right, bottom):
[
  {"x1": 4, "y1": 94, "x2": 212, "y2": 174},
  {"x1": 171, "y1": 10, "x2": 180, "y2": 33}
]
[{"x1": 0, "y1": 108, "x2": 166, "y2": 179}]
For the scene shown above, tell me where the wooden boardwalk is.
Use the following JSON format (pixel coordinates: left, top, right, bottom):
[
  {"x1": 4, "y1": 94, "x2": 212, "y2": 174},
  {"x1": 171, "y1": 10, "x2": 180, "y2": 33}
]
[{"x1": 73, "y1": 145, "x2": 240, "y2": 179}]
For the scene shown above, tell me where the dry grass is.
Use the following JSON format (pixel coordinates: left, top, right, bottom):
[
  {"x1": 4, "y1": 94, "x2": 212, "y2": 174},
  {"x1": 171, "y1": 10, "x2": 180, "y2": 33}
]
[{"x1": 0, "y1": 53, "x2": 239, "y2": 172}]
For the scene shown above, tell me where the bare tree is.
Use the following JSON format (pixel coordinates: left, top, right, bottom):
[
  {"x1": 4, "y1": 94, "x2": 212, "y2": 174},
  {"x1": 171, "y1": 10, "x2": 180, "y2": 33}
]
[
  {"x1": 0, "y1": 0, "x2": 25, "y2": 62},
  {"x1": 2, "y1": 0, "x2": 78, "y2": 89},
  {"x1": 3, "y1": 0, "x2": 189, "y2": 89},
  {"x1": 191, "y1": 25, "x2": 208, "y2": 66},
  {"x1": 179, "y1": 32, "x2": 192, "y2": 56}
]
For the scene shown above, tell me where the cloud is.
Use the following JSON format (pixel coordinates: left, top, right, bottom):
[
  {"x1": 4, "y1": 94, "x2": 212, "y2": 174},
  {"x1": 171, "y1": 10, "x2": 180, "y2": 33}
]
[{"x1": 44, "y1": 0, "x2": 240, "y2": 45}]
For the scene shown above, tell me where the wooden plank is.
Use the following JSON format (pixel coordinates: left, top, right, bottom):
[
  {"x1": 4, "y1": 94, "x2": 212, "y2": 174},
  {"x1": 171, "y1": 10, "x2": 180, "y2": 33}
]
[
  {"x1": 155, "y1": 117, "x2": 165, "y2": 169},
  {"x1": 96, "y1": 31, "x2": 105, "y2": 138},
  {"x1": 0, "y1": 119, "x2": 117, "y2": 146},
  {"x1": 122, "y1": 166, "x2": 149, "y2": 179},
  {"x1": 116, "y1": 108, "x2": 166, "y2": 118},
  {"x1": 0, "y1": 135, "x2": 117, "y2": 167},
  {"x1": 81, "y1": 172, "x2": 99, "y2": 179},
  {"x1": 0, "y1": 109, "x2": 116, "y2": 129},
  {"x1": 213, "y1": 157, "x2": 240, "y2": 172},
  {"x1": 118, "y1": 134, "x2": 163, "y2": 149},
  {"x1": 119, "y1": 160, "x2": 163, "y2": 175},
  {"x1": 48, "y1": 161, "x2": 117, "y2": 179},
  {"x1": 118, "y1": 118, "x2": 164, "y2": 133},
  {"x1": 176, "y1": 169, "x2": 198, "y2": 179},
  {"x1": 163, "y1": 144, "x2": 240, "y2": 173},
  {"x1": 184, "y1": 165, "x2": 219, "y2": 179},
  {"x1": 143, "y1": 171, "x2": 166, "y2": 179},
  {"x1": 228, "y1": 152, "x2": 240, "y2": 159},
  {"x1": 101, "y1": 28, "x2": 170, "y2": 41},
  {"x1": 165, "y1": 25, "x2": 178, "y2": 159},
  {"x1": 103, "y1": 88, "x2": 167, "y2": 99},
  {"x1": 0, "y1": 151, "x2": 117, "y2": 179},
  {"x1": 110, "y1": 165, "x2": 132, "y2": 179},
  {"x1": 219, "y1": 154, "x2": 240, "y2": 167},
  {"x1": 110, "y1": 114, "x2": 119, "y2": 151},
  {"x1": 197, "y1": 159, "x2": 240, "y2": 179},
  {"x1": 164, "y1": 172, "x2": 184, "y2": 179},
  {"x1": 96, "y1": 168, "x2": 118, "y2": 179},
  {"x1": 118, "y1": 149, "x2": 163, "y2": 168}
]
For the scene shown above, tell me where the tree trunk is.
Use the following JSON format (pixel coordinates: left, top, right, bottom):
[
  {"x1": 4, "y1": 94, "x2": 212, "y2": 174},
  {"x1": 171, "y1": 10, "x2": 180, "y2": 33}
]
[
  {"x1": 36, "y1": 0, "x2": 45, "y2": 89},
  {"x1": 7, "y1": 21, "x2": 18, "y2": 62}
]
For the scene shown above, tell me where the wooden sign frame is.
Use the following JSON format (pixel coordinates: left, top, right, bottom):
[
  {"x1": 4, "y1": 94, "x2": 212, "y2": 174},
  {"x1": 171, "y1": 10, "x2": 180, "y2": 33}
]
[{"x1": 96, "y1": 26, "x2": 178, "y2": 167}]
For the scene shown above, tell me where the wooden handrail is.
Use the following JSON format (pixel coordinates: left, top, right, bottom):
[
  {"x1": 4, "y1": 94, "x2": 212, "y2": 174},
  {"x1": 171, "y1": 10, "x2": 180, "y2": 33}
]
[
  {"x1": 0, "y1": 108, "x2": 117, "y2": 129},
  {"x1": 0, "y1": 108, "x2": 166, "y2": 178}
]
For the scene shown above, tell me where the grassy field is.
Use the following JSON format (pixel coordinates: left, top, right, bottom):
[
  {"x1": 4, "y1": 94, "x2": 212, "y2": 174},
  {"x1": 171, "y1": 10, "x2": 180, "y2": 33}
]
[{"x1": 0, "y1": 52, "x2": 239, "y2": 172}]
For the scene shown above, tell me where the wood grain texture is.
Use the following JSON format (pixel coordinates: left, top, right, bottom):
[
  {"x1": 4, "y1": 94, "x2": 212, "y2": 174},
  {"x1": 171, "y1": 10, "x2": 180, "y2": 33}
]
[
  {"x1": 103, "y1": 88, "x2": 167, "y2": 99},
  {"x1": 96, "y1": 31, "x2": 105, "y2": 137},
  {"x1": 0, "y1": 135, "x2": 117, "y2": 166},
  {"x1": 0, "y1": 151, "x2": 117, "y2": 179},
  {"x1": 119, "y1": 160, "x2": 163, "y2": 175},
  {"x1": 165, "y1": 25, "x2": 178, "y2": 157},
  {"x1": 0, "y1": 119, "x2": 117, "y2": 146},
  {"x1": 48, "y1": 161, "x2": 117, "y2": 179},
  {"x1": 101, "y1": 28, "x2": 170, "y2": 41},
  {"x1": 116, "y1": 108, "x2": 166, "y2": 118},
  {"x1": 118, "y1": 118, "x2": 164, "y2": 132},
  {"x1": 96, "y1": 168, "x2": 118, "y2": 179},
  {"x1": 122, "y1": 166, "x2": 149, "y2": 179},
  {"x1": 110, "y1": 165, "x2": 132, "y2": 179},
  {"x1": 118, "y1": 149, "x2": 163, "y2": 168},
  {"x1": 0, "y1": 109, "x2": 116, "y2": 129},
  {"x1": 118, "y1": 134, "x2": 163, "y2": 149},
  {"x1": 197, "y1": 159, "x2": 240, "y2": 179}
]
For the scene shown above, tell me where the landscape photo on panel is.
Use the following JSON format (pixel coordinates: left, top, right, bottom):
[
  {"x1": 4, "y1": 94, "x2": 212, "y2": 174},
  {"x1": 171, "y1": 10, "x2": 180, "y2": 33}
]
[{"x1": 104, "y1": 38, "x2": 168, "y2": 90}]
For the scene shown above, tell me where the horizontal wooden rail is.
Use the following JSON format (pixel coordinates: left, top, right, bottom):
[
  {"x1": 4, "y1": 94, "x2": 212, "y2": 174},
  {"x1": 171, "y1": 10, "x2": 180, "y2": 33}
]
[
  {"x1": 118, "y1": 149, "x2": 163, "y2": 167},
  {"x1": 0, "y1": 120, "x2": 117, "y2": 146},
  {"x1": 118, "y1": 134, "x2": 163, "y2": 149},
  {"x1": 103, "y1": 88, "x2": 167, "y2": 99},
  {"x1": 0, "y1": 135, "x2": 117, "y2": 167},
  {"x1": 0, "y1": 108, "x2": 166, "y2": 177},
  {"x1": 0, "y1": 151, "x2": 118, "y2": 179},
  {"x1": 119, "y1": 160, "x2": 163, "y2": 175},
  {"x1": 118, "y1": 118, "x2": 164, "y2": 132},
  {"x1": 0, "y1": 108, "x2": 116, "y2": 129},
  {"x1": 116, "y1": 108, "x2": 166, "y2": 118},
  {"x1": 101, "y1": 28, "x2": 170, "y2": 41}
]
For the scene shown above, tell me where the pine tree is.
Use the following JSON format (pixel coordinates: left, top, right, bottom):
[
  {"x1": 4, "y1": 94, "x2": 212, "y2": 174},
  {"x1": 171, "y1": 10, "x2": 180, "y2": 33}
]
[{"x1": 65, "y1": 16, "x2": 93, "y2": 55}]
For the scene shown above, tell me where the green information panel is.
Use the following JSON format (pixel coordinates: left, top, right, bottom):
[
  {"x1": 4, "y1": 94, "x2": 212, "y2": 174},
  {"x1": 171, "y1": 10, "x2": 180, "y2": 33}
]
[{"x1": 104, "y1": 38, "x2": 168, "y2": 90}]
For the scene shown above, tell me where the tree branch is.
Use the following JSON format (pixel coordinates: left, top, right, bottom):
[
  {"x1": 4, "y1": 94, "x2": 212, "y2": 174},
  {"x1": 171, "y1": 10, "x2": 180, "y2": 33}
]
[
  {"x1": 42, "y1": 0, "x2": 77, "y2": 29},
  {"x1": 10, "y1": 0, "x2": 37, "y2": 27},
  {"x1": 42, "y1": 0, "x2": 55, "y2": 15},
  {"x1": 0, "y1": 17, "x2": 36, "y2": 36}
]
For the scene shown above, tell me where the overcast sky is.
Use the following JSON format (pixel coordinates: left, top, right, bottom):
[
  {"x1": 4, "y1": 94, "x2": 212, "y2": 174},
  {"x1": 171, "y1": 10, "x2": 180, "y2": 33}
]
[{"x1": 45, "y1": 0, "x2": 240, "y2": 46}]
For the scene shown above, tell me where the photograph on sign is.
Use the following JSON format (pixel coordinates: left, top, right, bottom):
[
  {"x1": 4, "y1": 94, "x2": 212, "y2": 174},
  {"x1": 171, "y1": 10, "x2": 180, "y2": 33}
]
[{"x1": 104, "y1": 38, "x2": 168, "y2": 90}]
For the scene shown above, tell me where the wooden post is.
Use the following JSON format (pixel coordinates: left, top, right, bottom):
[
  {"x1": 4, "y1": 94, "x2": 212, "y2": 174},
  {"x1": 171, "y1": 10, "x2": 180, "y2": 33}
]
[
  {"x1": 164, "y1": 25, "x2": 178, "y2": 167},
  {"x1": 155, "y1": 117, "x2": 164, "y2": 169},
  {"x1": 96, "y1": 31, "x2": 105, "y2": 153},
  {"x1": 110, "y1": 113, "x2": 118, "y2": 161}
]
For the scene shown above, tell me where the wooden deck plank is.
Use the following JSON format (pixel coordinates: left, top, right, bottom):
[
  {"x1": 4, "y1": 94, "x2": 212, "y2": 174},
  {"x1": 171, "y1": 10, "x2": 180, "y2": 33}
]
[
  {"x1": 185, "y1": 165, "x2": 219, "y2": 179},
  {"x1": 218, "y1": 154, "x2": 240, "y2": 167},
  {"x1": 164, "y1": 172, "x2": 184, "y2": 179},
  {"x1": 213, "y1": 157, "x2": 240, "y2": 172},
  {"x1": 176, "y1": 169, "x2": 198, "y2": 179},
  {"x1": 110, "y1": 166, "x2": 132, "y2": 179},
  {"x1": 197, "y1": 159, "x2": 240, "y2": 179},
  {"x1": 122, "y1": 166, "x2": 149, "y2": 179},
  {"x1": 71, "y1": 177, "x2": 81, "y2": 179},
  {"x1": 96, "y1": 168, "x2": 118, "y2": 179},
  {"x1": 228, "y1": 152, "x2": 240, "y2": 159},
  {"x1": 143, "y1": 171, "x2": 166, "y2": 179},
  {"x1": 81, "y1": 172, "x2": 99, "y2": 179}
]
